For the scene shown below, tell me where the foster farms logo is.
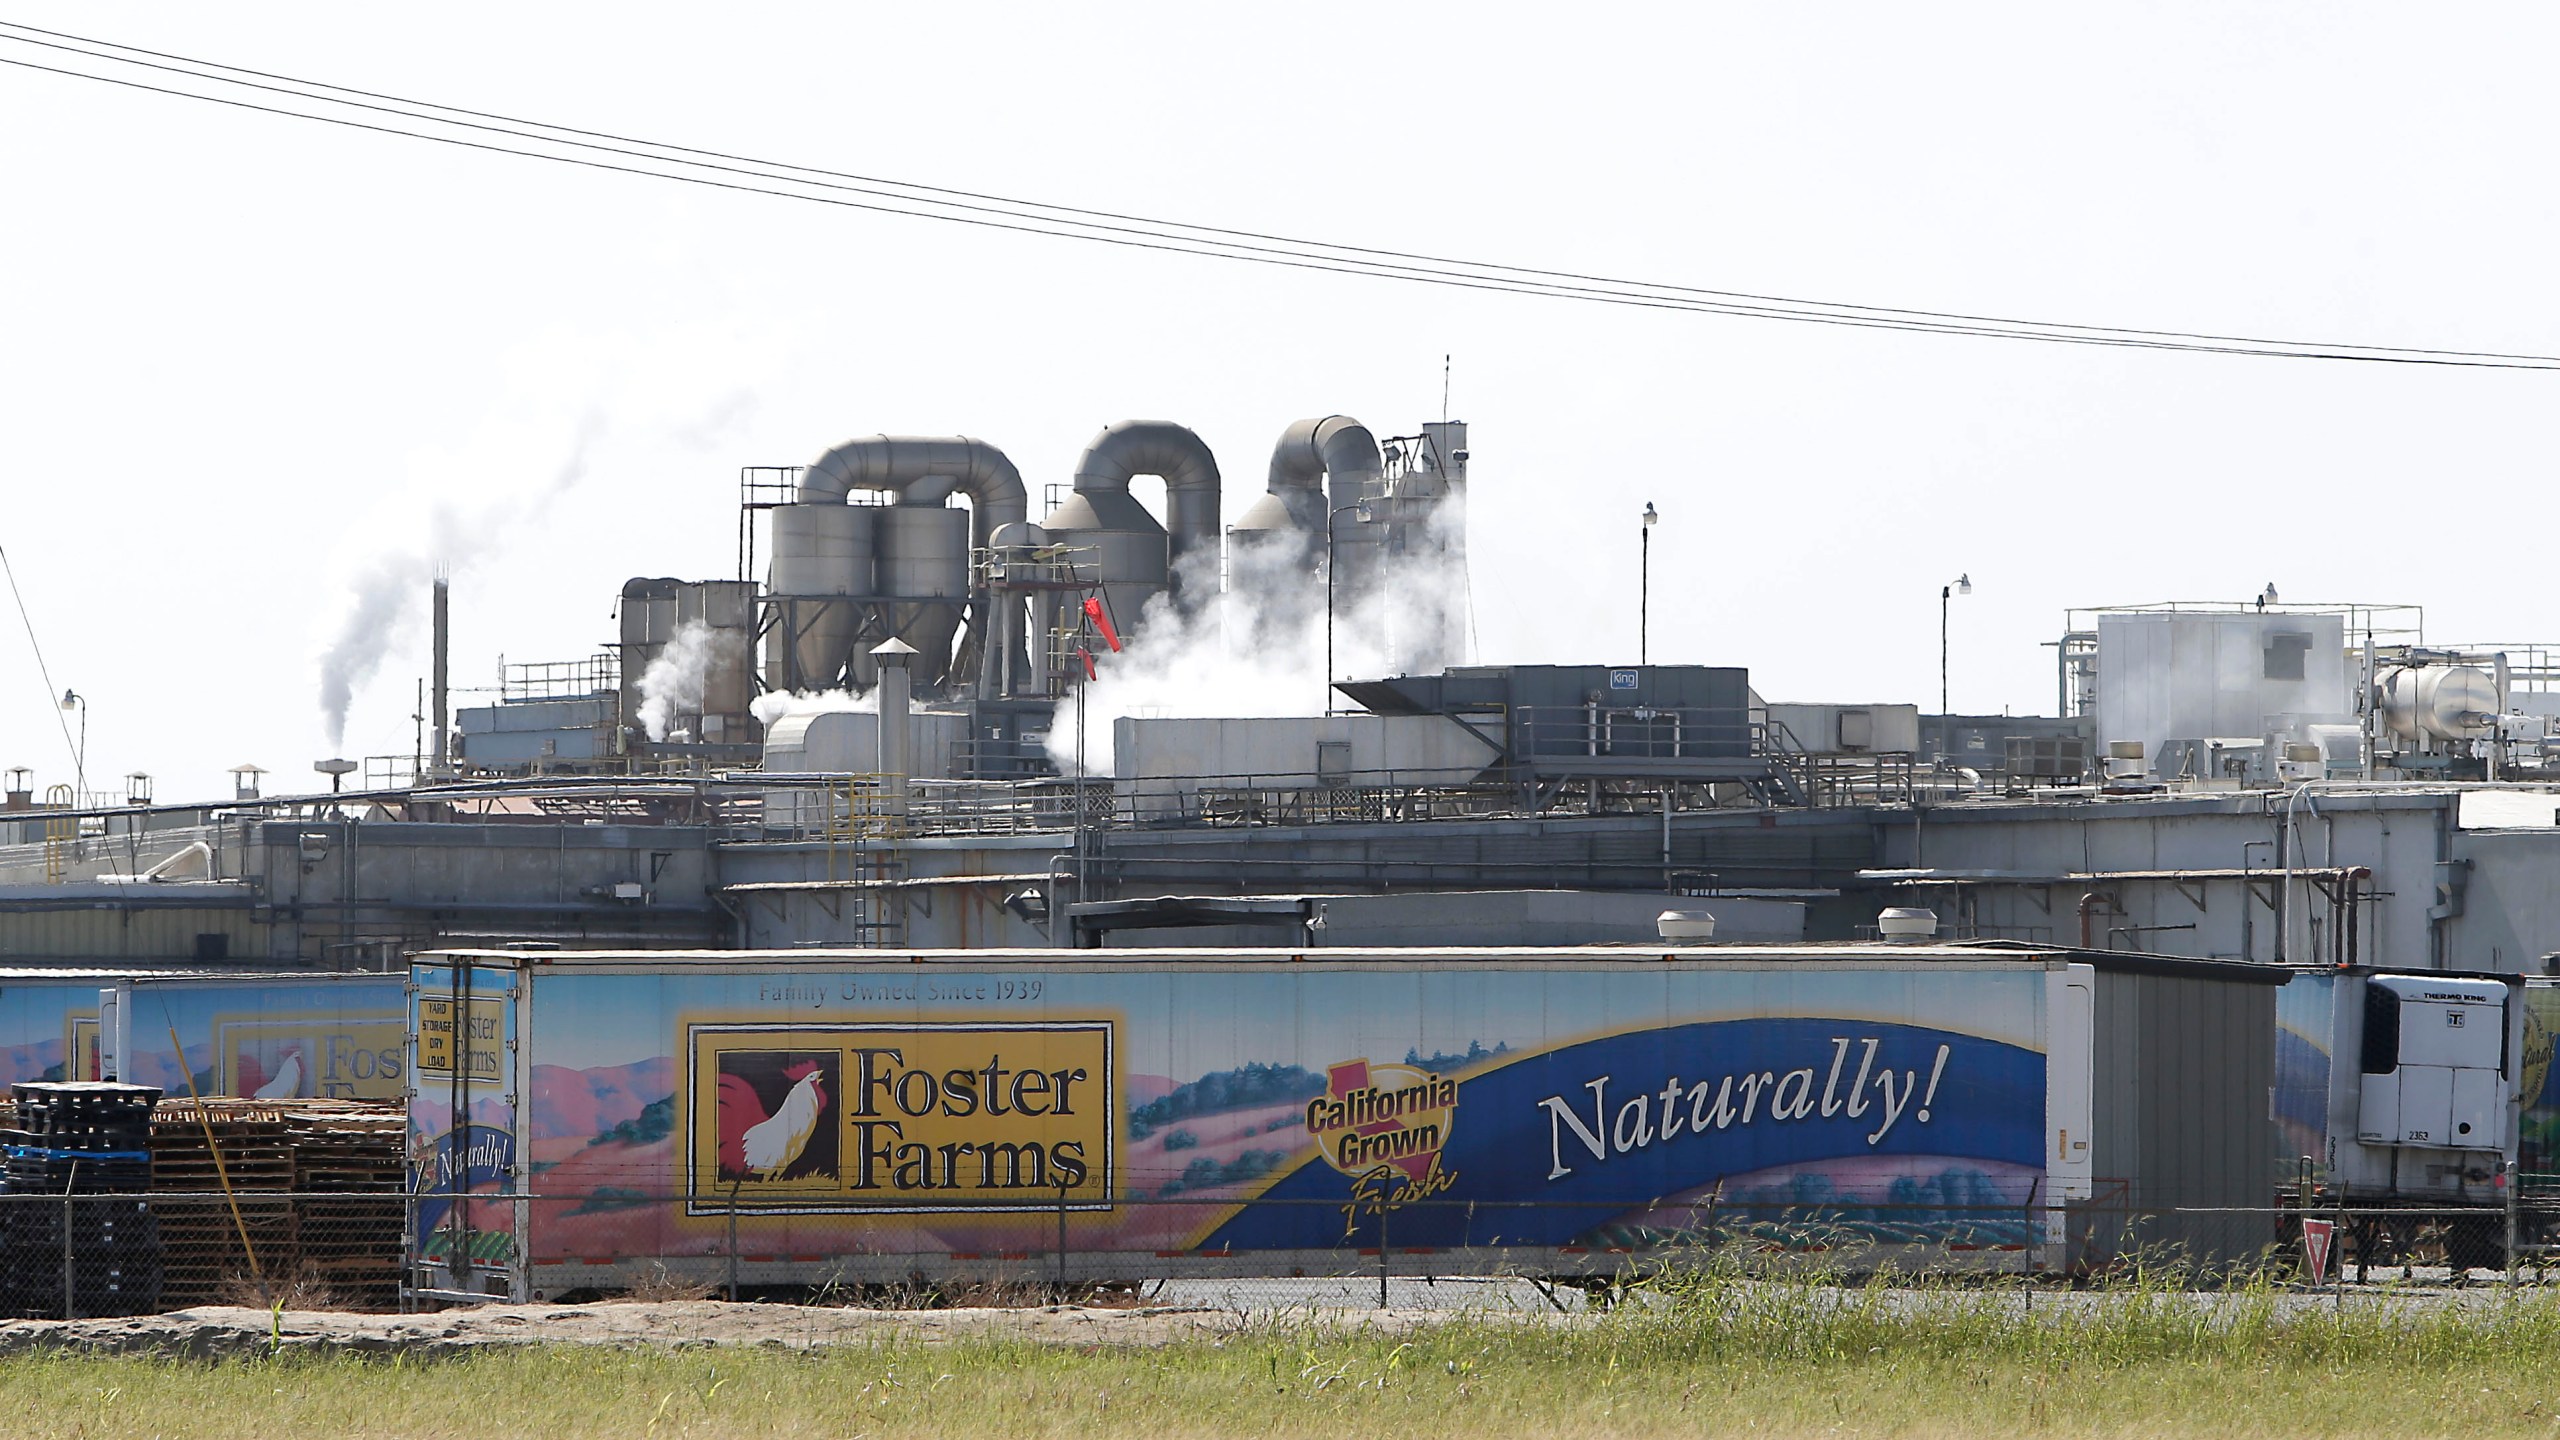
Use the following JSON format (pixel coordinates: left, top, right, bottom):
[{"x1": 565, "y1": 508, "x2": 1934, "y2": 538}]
[
  {"x1": 686, "y1": 1021, "x2": 1113, "y2": 1216},
  {"x1": 1306, "y1": 1059, "x2": 1458, "y2": 1228}
]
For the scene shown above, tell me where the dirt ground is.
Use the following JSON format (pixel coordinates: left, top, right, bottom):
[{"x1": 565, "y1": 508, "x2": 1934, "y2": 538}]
[{"x1": 0, "y1": 1299, "x2": 1506, "y2": 1357}]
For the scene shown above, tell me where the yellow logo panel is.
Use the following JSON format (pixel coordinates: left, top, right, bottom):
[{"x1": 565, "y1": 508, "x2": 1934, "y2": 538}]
[{"x1": 685, "y1": 1022, "x2": 1114, "y2": 1215}]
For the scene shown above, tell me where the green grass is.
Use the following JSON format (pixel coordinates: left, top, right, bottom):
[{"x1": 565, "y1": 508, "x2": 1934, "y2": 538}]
[{"x1": 15, "y1": 1272, "x2": 2560, "y2": 1438}]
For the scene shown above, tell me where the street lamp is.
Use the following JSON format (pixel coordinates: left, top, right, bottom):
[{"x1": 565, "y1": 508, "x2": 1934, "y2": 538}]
[
  {"x1": 1939, "y1": 575, "x2": 1971, "y2": 760},
  {"x1": 57, "y1": 690, "x2": 84, "y2": 797},
  {"x1": 1324, "y1": 501, "x2": 1372, "y2": 711},
  {"x1": 1640, "y1": 502, "x2": 1659, "y2": 665}
]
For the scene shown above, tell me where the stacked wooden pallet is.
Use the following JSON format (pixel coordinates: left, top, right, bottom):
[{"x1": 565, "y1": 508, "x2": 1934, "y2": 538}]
[
  {"x1": 148, "y1": 1099, "x2": 300, "y2": 1306},
  {"x1": 0, "y1": 1098, "x2": 417, "y2": 1309},
  {"x1": 284, "y1": 1104, "x2": 407, "y2": 1308}
]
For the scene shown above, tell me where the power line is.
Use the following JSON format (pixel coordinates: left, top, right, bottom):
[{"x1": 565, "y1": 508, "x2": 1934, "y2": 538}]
[
  {"x1": 6, "y1": 17, "x2": 2549, "y2": 367},
  {"x1": 0, "y1": 545, "x2": 79, "y2": 781},
  {"x1": 2, "y1": 23, "x2": 2556, "y2": 370},
  {"x1": 0, "y1": 36, "x2": 2522, "y2": 366}
]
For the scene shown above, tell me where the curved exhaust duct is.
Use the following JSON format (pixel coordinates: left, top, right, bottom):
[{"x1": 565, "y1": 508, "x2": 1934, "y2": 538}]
[
  {"x1": 1070, "y1": 421, "x2": 1222, "y2": 577},
  {"x1": 781, "y1": 435, "x2": 1031, "y2": 693},
  {"x1": 1266, "y1": 414, "x2": 1381, "y2": 529},
  {"x1": 798, "y1": 434, "x2": 1028, "y2": 549},
  {"x1": 1233, "y1": 416, "x2": 1382, "y2": 576}
]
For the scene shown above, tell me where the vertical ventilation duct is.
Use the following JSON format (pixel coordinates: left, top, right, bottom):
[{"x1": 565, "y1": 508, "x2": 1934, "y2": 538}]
[
  {"x1": 873, "y1": 637, "x2": 915, "y2": 817},
  {"x1": 429, "y1": 575, "x2": 450, "y2": 776}
]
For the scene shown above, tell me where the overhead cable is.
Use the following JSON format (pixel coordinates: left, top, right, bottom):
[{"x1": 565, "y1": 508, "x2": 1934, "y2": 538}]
[{"x1": 2, "y1": 21, "x2": 2555, "y2": 370}]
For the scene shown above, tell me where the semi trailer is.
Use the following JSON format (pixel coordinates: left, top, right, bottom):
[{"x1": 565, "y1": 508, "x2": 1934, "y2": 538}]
[{"x1": 407, "y1": 943, "x2": 2281, "y2": 1302}]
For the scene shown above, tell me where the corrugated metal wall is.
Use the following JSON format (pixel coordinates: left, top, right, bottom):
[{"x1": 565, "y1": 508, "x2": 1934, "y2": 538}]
[
  {"x1": 2086, "y1": 966, "x2": 2278, "y2": 1268},
  {"x1": 0, "y1": 905, "x2": 262, "y2": 961}
]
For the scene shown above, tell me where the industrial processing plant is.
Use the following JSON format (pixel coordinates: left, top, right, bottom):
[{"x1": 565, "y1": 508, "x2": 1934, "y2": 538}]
[{"x1": 0, "y1": 406, "x2": 2556, "y2": 978}]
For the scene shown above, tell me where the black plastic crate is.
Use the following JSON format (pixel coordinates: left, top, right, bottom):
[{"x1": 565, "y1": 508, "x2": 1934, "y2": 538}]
[
  {"x1": 7, "y1": 1085, "x2": 162, "y2": 1142},
  {"x1": 0, "y1": 1130, "x2": 152, "y2": 1155}
]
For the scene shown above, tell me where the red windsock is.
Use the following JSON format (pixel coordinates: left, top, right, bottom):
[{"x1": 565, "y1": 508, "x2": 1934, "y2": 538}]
[
  {"x1": 1078, "y1": 647, "x2": 1098, "y2": 681},
  {"x1": 1082, "y1": 596, "x2": 1123, "y2": 652}
]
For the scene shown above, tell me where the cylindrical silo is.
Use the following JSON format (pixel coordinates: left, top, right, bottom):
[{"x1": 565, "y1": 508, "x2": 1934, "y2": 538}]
[
  {"x1": 764, "y1": 504, "x2": 875, "y2": 694},
  {"x1": 876, "y1": 504, "x2": 970, "y2": 689}
]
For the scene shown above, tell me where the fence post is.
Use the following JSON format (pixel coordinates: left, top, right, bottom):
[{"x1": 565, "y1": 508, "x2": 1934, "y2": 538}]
[
  {"x1": 2507, "y1": 1162, "x2": 2521, "y2": 1291},
  {"x1": 726, "y1": 1192, "x2": 740, "y2": 1304},
  {"x1": 2331, "y1": 1190, "x2": 2345, "y2": 1312},
  {"x1": 400, "y1": 1194, "x2": 414, "y2": 1314},
  {"x1": 1377, "y1": 1203, "x2": 1389, "y2": 1312},
  {"x1": 1055, "y1": 1181, "x2": 1070, "y2": 1291},
  {"x1": 59, "y1": 1190, "x2": 74, "y2": 1323}
]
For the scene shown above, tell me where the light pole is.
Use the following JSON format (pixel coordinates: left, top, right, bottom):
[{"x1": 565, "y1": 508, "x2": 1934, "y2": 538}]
[
  {"x1": 58, "y1": 690, "x2": 84, "y2": 797},
  {"x1": 1939, "y1": 575, "x2": 1971, "y2": 760},
  {"x1": 1324, "y1": 502, "x2": 1370, "y2": 711},
  {"x1": 1640, "y1": 502, "x2": 1659, "y2": 664}
]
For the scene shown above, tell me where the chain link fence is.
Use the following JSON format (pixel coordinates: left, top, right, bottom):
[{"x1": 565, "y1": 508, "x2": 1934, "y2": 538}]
[
  {"x1": 398, "y1": 1180, "x2": 2560, "y2": 1313},
  {"x1": 1, "y1": 1184, "x2": 2555, "y2": 1320}
]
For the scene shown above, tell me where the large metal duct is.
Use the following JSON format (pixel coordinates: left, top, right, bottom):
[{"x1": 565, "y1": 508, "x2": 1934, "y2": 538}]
[
  {"x1": 788, "y1": 435, "x2": 1030, "y2": 693},
  {"x1": 1046, "y1": 422, "x2": 1221, "y2": 622},
  {"x1": 1233, "y1": 415, "x2": 1382, "y2": 577},
  {"x1": 798, "y1": 435, "x2": 1029, "y2": 551}
]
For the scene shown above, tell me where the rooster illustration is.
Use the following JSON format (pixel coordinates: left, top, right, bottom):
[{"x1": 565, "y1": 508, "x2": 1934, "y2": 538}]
[
  {"x1": 252, "y1": 1049, "x2": 304, "y2": 1101},
  {"x1": 718, "y1": 1059, "x2": 830, "y2": 1181}
]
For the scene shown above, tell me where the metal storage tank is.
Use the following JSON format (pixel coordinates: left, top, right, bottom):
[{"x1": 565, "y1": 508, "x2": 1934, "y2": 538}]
[
  {"x1": 764, "y1": 503, "x2": 875, "y2": 694},
  {"x1": 876, "y1": 505, "x2": 970, "y2": 690},
  {"x1": 2381, "y1": 664, "x2": 2500, "y2": 740}
]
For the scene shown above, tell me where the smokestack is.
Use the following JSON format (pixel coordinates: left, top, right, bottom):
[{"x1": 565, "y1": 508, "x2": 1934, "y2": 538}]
[
  {"x1": 430, "y1": 573, "x2": 450, "y2": 777},
  {"x1": 872, "y1": 637, "x2": 916, "y2": 817}
]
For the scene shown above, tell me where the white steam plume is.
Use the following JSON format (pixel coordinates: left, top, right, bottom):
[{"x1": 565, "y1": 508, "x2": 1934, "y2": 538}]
[
  {"x1": 316, "y1": 553, "x2": 423, "y2": 751},
  {"x1": 637, "y1": 620, "x2": 743, "y2": 741},
  {"x1": 749, "y1": 686, "x2": 876, "y2": 729},
  {"x1": 1044, "y1": 494, "x2": 1471, "y2": 775},
  {"x1": 315, "y1": 410, "x2": 606, "y2": 749}
]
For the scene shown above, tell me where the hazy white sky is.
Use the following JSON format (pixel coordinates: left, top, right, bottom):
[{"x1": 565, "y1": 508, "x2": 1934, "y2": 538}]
[{"x1": 3, "y1": 3, "x2": 2553, "y2": 801}]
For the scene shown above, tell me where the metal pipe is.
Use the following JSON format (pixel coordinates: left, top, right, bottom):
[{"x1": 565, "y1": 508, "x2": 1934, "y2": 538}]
[
  {"x1": 2078, "y1": 891, "x2": 2115, "y2": 949},
  {"x1": 1266, "y1": 416, "x2": 1381, "y2": 534},
  {"x1": 797, "y1": 435, "x2": 1028, "y2": 551},
  {"x1": 875, "y1": 639, "x2": 914, "y2": 819},
  {"x1": 431, "y1": 577, "x2": 450, "y2": 776},
  {"x1": 796, "y1": 436, "x2": 1029, "y2": 694},
  {"x1": 2347, "y1": 865, "x2": 2370, "y2": 969},
  {"x1": 1072, "y1": 421, "x2": 1222, "y2": 587}
]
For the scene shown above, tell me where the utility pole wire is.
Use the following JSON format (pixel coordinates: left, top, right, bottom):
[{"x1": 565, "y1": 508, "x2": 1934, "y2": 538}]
[
  {"x1": 1, "y1": 24, "x2": 2557, "y2": 369},
  {"x1": 0, "y1": 546, "x2": 81, "y2": 780},
  {"x1": 6, "y1": 17, "x2": 2556, "y2": 367}
]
